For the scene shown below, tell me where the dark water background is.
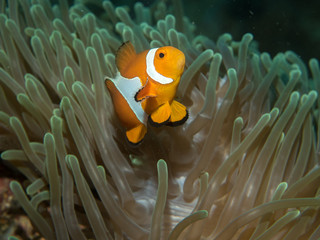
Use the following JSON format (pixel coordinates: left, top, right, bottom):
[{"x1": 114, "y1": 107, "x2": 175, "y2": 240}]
[{"x1": 111, "y1": 0, "x2": 320, "y2": 64}]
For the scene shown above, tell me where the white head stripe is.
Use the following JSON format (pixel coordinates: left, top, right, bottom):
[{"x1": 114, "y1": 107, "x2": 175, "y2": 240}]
[{"x1": 146, "y1": 48, "x2": 173, "y2": 84}]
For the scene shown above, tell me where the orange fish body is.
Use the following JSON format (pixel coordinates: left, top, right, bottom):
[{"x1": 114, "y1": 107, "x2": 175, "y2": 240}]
[{"x1": 106, "y1": 42, "x2": 187, "y2": 144}]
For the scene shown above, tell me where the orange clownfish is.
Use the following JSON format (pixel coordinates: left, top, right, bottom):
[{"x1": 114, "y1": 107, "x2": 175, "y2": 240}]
[{"x1": 106, "y1": 41, "x2": 188, "y2": 144}]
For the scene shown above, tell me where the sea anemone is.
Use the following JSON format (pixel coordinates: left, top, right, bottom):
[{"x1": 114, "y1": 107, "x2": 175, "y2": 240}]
[{"x1": 1, "y1": 0, "x2": 320, "y2": 239}]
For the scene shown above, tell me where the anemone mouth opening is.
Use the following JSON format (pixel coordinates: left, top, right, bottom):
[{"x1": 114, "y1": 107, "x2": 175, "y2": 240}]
[{"x1": 0, "y1": 1, "x2": 320, "y2": 240}]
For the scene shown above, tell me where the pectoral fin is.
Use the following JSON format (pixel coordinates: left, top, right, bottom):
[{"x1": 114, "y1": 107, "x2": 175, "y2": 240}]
[
  {"x1": 149, "y1": 102, "x2": 171, "y2": 126},
  {"x1": 126, "y1": 124, "x2": 147, "y2": 145},
  {"x1": 135, "y1": 80, "x2": 157, "y2": 102},
  {"x1": 166, "y1": 100, "x2": 188, "y2": 126}
]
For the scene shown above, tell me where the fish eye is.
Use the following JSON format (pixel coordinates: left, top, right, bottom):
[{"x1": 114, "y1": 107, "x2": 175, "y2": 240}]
[{"x1": 159, "y1": 52, "x2": 165, "y2": 58}]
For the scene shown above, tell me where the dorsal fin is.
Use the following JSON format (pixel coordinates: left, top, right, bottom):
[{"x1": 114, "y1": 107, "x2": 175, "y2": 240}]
[{"x1": 115, "y1": 41, "x2": 136, "y2": 73}]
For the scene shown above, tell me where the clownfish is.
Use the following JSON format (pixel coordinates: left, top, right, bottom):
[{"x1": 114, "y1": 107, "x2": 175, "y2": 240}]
[{"x1": 106, "y1": 41, "x2": 188, "y2": 144}]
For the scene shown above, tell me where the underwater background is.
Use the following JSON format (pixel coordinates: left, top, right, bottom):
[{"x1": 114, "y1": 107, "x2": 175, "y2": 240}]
[
  {"x1": 111, "y1": 0, "x2": 320, "y2": 63},
  {"x1": 1, "y1": 0, "x2": 320, "y2": 239}
]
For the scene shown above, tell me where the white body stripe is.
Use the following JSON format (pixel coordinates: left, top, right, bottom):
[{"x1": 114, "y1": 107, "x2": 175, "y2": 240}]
[
  {"x1": 146, "y1": 48, "x2": 173, "y2": 84},
  {"x1": 110, "y1": 72, "x2": 148, "y2": 125}
]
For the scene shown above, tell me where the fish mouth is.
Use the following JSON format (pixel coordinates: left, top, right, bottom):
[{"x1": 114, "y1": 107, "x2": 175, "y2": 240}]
[{"x1": 177, "y1": 54, "x2": 186, "y2": 73}]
